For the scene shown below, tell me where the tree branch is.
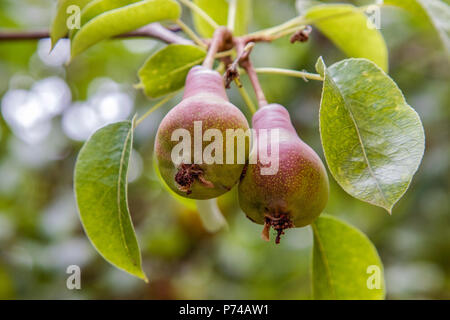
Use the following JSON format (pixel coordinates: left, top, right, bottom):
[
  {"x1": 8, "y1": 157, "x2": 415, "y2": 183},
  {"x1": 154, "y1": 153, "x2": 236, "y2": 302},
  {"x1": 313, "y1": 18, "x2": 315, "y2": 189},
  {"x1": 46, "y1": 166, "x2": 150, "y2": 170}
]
[
  {"x1": 0, "y1": 23, "x2": 192, "y2": 45},
  {"x1": 0, "y1": 29, "x2": 50, "y2": 40}
]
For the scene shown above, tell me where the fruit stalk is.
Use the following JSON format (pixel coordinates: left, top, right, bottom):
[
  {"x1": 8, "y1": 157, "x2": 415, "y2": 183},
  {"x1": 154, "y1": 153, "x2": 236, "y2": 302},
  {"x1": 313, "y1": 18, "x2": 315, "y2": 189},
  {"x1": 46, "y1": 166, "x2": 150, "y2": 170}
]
[
  {"x1": 235, "y1": 40, "x2": 268, "y2": 108},
  {"x1": 203, "y1": 27, "x2": 233, "y2": 69}
]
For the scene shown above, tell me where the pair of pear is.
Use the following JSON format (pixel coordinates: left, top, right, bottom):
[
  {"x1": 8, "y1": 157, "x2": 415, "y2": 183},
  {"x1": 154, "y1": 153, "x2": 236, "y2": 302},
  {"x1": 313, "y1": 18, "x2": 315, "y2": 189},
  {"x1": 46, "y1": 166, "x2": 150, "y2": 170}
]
[{"x1": 155, "y1": 66, "x2": 329, "y2": 242}]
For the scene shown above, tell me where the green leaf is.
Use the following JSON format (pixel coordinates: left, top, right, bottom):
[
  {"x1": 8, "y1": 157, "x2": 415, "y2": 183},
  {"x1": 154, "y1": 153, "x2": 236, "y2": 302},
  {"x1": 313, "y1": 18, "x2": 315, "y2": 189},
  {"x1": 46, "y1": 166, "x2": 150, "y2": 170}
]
[
  {"x1": 50, "y1": 0, "x2": 92, "y2": 48},
  {"x1": 317, "y1": 57, "x2": 425, "y2": 213},
  {"x1": 192, "y1": 0, "x2": 252, "y2": 37},
  {"x1": 384, "y1": 0, "x2": 450, "y2": 54},
  {"x1": 74, "y1": 119, "x2": 147, "y2": 281},
  {"x1": 70, "y1": 0, "x2": 142, "y2": 40},
  {"x1": 71, "y1": 0, "x2": 181, "y2": 58},
  {"x1": 306, "y1": 4, "x2": 388, "y2": 72},
  {"x1": 312, "y1": 214, "x2": 385, "y2": 300},
  {"x1": 81, "y1": 0, "x2": 141, "y2": 25},
  {"x1": 137, "y1": 44, "x2": 206, "y2": 98}
]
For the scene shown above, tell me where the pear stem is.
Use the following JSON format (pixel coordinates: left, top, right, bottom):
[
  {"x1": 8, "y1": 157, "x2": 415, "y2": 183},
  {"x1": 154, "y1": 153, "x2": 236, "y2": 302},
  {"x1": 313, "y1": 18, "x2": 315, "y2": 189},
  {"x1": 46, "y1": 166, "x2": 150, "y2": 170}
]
[
  {"x1": 203, "y1": 27, "x2": 233, "y2": 69},
  {"x1": 245, "y1": 58, "x2": 268, "y2": 108},
  {"x1": 236, "y1": 41, "x2": 268, "y2": 108}
]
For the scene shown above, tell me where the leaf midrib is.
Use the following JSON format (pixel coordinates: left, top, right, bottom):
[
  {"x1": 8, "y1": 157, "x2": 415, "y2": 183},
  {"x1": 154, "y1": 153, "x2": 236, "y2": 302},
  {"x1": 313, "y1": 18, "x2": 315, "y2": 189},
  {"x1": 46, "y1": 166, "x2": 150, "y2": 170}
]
[
  {"x1": 325, "y1": 68, "x2": 389, "y2": 209},
  {"x1": 116, "y1": 125, "x2": 136, "y2": 267},
  {"x1": 312, "y1": 222, "x2": 336, "y2": 299}
]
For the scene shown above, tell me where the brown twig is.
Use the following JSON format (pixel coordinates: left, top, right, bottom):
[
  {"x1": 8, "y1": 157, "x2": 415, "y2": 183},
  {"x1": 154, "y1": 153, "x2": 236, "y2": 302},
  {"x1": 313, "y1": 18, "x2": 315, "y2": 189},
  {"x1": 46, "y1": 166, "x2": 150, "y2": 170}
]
[
  {"x1": 0, "y1": 29, "x2": 51, "y2": 40},
  {"x1": 0, "y1": 23, "x2": 192, "y2": 45},
  {"x1": 241, "y1": 34, "x2": 273, "y2": 44}
]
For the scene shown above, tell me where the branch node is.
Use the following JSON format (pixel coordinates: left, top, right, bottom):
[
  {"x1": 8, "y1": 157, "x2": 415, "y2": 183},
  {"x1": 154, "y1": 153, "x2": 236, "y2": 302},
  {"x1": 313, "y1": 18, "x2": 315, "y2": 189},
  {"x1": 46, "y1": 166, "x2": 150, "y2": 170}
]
[
  {"x1": 224, "y1": 42, "x2": 255, "y2": 88},
  {"x1": 290, "y1": 25, "x2": 312, "y2": 44},
  {"x1": 203, "y1": 27, "x2": 233, "y2": 69}
]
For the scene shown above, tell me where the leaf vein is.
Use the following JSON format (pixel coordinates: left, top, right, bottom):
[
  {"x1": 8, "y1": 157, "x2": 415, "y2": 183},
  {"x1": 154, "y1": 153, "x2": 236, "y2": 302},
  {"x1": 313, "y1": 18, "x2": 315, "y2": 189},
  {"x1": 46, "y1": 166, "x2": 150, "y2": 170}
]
[
  {"x1": 312, "y1": 222, "x2": 336, "y2": 299},
  {"x1": 116, "y1": 126, "x2": 136, "y2": 267},
  {"x1": 326, "y1": 72, "x2": 389, "y2": 208}
]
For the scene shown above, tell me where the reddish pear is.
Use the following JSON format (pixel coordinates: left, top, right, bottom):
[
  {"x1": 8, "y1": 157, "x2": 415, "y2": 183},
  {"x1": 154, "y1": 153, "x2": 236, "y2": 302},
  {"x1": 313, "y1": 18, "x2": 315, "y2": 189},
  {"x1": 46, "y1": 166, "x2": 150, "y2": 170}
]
[
  {"x1": 155, "y1": 66, "x2": 249, "y2": 200},
  {"x1": 239, "y1": 104, "x2": 329, "y2": 243}
]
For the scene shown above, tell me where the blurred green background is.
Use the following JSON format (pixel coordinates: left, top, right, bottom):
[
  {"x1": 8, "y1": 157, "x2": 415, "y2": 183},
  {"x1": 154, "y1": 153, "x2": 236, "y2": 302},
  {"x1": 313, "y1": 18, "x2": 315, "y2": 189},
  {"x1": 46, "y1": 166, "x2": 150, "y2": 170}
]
[{"x1": 0, "y1": 0, "x2": 448, "y2": 299}]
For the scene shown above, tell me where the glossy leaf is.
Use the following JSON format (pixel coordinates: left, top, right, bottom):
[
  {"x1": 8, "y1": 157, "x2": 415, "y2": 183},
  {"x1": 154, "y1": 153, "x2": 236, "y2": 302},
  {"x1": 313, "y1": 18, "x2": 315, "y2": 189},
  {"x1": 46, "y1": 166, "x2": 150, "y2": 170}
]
[
  {"x1": 192, "y1": 0, "x2": 252, "y2": 37},
  {"x1": 81, "y1": 0, "x2": 141, "y2": 25},
  {"x1": 74, "y1": 119, "x2": 147, "y2": 281},
  {"x1": 317, "y1": 57, "x2": 425, "y2": 213},
  {"x1": 70, "y1": 0, "x2": 141, "y2": 40},
  {"x1": 50, "y1": 0, "x2": 92, "y2": 47},
  {"x1": 312, "y1": 214, "x2": 385, "y2": 300},
  {"x1": 384, "y1": 0, "x2": 450, "y2": 53},
  {"x1": 306, "y1": 4, "x2": 388, "y2": 71},
  {"x1": 71, "y1": 0, "x2": 181, "y2": 57},
  {"x1": 137, "y1": 44, "x2": 206, "y2": 98}
]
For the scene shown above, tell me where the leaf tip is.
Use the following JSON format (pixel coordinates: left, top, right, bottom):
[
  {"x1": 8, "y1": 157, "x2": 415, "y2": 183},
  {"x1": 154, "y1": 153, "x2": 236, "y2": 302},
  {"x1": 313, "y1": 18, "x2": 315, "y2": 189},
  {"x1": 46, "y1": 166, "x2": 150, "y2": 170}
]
[
  {"x1": 141, "y1": 272, "x2": 149, "y2": 284},
  {"x1": 50, "y1": 38, "x2": 57, "y2": 52},
  {"x1": 132, "y1": 268, "x2": 149, "y2": 283}
]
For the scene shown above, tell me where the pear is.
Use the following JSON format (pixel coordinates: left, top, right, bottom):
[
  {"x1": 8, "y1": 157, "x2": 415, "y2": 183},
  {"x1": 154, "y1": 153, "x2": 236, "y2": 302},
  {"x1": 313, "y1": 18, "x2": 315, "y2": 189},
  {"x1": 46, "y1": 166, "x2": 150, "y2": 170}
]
[
  {"x1": 239, "y1": 104, "x2": 329, "y2": 243},
  {"x1": 155, "y1": 66, "x2": 249, "y2": 200}
]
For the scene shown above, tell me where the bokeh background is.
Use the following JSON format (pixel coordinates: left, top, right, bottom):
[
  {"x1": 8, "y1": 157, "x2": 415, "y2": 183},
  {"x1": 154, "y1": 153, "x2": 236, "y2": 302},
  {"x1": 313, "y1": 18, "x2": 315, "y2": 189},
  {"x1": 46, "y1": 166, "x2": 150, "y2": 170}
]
[{"x1": 0, "y1": 0, "x2": 448, "y2": 299}]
